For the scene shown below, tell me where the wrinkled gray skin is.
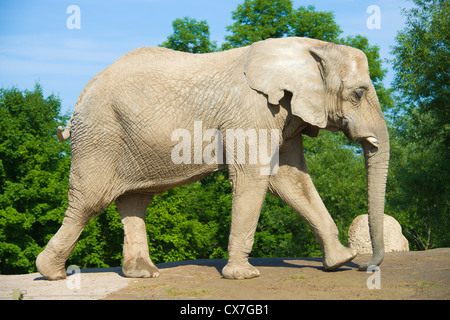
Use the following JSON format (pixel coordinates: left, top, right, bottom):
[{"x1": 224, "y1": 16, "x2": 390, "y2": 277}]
[{"x1": 37, "y1": 37, "x2": 389, "y2": 280}]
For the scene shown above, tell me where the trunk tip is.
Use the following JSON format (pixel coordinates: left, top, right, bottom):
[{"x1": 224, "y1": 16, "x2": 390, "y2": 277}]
[{"x1": 357, "y1": 252, "x2": 384, "y2": 271}]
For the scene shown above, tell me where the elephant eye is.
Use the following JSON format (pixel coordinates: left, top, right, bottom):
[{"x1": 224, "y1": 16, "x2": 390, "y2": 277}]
[{"x1": 352, "y1": 89, "x2": 364, "y2": 101}]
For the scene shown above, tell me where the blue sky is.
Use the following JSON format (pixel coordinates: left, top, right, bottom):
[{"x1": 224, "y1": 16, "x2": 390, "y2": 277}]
[{"x1": 0, "y1": 0, "x2": 413, "y2": 114}]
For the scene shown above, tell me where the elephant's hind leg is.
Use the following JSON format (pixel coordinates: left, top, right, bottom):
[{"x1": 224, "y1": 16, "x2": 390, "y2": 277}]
[
  {"x1": 36, "y1": 215, "x2": 87, "y2": 280},
  {"x1": 116, "y1": 193, "x2": 159, "y2": 278},
  {"x1": 36, "y1": 188, "x2": 113, "y2": 280}
]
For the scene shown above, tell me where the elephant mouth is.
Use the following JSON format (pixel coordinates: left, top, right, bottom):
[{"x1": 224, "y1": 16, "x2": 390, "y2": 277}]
[
  {"x1": 341, "y1": 129, "x2": 380, "y2": 151},
  {"x1": 329, "y1": 114, "x2": 381, "y2": 150}
]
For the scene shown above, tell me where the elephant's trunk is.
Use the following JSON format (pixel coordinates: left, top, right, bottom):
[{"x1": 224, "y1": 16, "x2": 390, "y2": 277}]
[{"x1": 359, "y1": 123, "x2": 390, "y2": 270}]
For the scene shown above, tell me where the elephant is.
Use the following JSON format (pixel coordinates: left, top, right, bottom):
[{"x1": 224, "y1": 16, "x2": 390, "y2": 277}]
[{"x1": 36, "y1": 37, "x2": 389, "y2": 280}]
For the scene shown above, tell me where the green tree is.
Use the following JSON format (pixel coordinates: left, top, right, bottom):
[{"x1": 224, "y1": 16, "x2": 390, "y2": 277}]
[
  {"x1": 290, "y1": 5, "x2": 343, "y2": 42},
  {"x1": 0, "y1": 85, "x2": 130, "y2": 274},
  {"x1": 388, "y1": 0, "x2": 449, "y2": 250},
  {"x1": 67, "y1": 204, "x2": 124, "y2": 269},
  {"x1": 160, "y1": 17, "x2": 217, "y2": 53},
  {"x1": 222, "y1": 0, "x2": 293, "y2": 49},
  {"x1": 0, "y1": 85, "x2": 71, "y2": 274},
  {"x1": 221, "y1": 1, "x2": 343, "y2": 50},
  {"x1": 146, "y1": 171, "x2": 233, "y2": 263}
]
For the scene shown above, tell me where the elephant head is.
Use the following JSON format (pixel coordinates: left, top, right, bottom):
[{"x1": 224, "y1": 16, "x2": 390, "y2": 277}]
[{"x1": 244, "y1": 37, "x2": 389, "y2": 270}]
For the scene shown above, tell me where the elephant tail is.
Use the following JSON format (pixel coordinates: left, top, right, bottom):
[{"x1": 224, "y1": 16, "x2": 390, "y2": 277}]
[{"x1": 57, "y1": 117, "x2": 72, "y2": 141}]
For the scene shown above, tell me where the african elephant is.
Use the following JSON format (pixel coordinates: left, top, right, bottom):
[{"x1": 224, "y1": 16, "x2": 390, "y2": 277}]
[{"x1": 36, "y1": 37, "x2": 389, "y2": 280}]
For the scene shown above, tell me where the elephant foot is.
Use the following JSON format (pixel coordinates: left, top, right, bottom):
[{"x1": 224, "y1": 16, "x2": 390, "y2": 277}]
[
  {"x1": 36, "y1": 249, "x2": 67, "y2": 281},
  {"x1": 323, "y1": 246, "x2": 357, "y2": 270},
  {"x1": 222, "y1": 261, "x2": 260, "y2": 280},
  {"x1": 123, "y1": 256, "x2": 160, "y2": 278}
]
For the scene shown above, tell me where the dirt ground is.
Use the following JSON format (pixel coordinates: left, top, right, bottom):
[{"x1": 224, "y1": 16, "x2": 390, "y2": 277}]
[
  {"x1": 107, "y1": 248, "x2": 450, "y2": 300},
  {"x1": 1, "y1": 248, "x2": 448, "y2": 300}
]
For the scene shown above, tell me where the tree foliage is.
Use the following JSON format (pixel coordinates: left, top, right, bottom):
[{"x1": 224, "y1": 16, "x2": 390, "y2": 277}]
[
  {"x1": 0, "y1": 85, "x2": 70, "y2": 273},
  {"x1": 388, "y1": 0, "x2": 449, "y2": 249},
  {"x1": 221, "y1": 1, "x2": 343, "y2": 50},
  {"x1": 290, "y1": 5, "x2": 343, "y2": 42},
  {"x1": 160, "y1": 17, "x2": 217, "y2": 53},
  {"x1": 221, "y1": 0, "x2": 293, "y2": 49}
]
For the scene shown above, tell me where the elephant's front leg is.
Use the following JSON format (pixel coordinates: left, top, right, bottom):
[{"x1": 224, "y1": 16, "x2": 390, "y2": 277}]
[
  {"x1": 222, "y1": 169, "x2": 269, "y2": 280},
  {"x1": 269, "y1": 143, "x2": 357, "y2": 270},
  {"x1": 116, "y1": 194, "x2": 159, "y2": 278}
]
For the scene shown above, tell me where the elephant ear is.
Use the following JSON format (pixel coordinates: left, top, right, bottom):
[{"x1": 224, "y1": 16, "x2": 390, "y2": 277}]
[{"x1": 244, "y1": 38, "x2": 328, "y2": 129}]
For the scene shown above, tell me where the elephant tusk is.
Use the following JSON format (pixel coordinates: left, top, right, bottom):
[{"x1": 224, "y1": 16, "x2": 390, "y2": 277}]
[{"x1": 366, "y1": 137, "x2": 380, "y2": 148}]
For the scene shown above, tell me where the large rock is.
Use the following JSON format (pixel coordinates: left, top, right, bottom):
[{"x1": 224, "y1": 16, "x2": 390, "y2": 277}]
[{"x1": 348, "y1": 214, "x2": 409, "y2": 254}]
